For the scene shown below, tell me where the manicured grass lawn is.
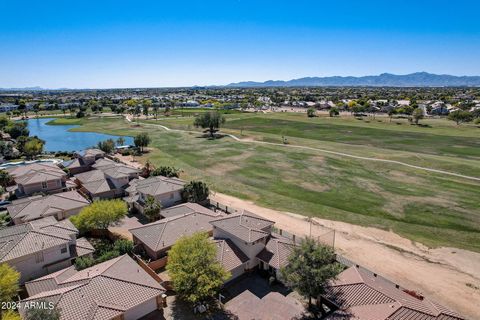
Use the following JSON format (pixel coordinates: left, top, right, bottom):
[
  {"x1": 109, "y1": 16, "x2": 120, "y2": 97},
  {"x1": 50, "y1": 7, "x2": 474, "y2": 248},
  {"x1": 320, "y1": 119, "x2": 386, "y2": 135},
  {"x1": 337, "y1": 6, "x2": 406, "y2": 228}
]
[
  {"x1": 68, "y1": 116, "x2": 480, "y2": 252},
  {"x1": 45, "y1": 117, "x2": 86, "y2": 125},
  {"x1": 223, "y1": 116, "x2": 480, "y2": 159}
]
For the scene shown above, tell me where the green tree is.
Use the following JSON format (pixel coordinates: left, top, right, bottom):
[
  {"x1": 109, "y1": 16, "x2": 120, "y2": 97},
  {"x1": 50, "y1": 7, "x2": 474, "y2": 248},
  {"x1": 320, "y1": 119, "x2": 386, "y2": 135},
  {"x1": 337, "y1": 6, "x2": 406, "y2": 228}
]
[
  {"x1": 193, "y1": 111, "x2": 226, "y2": 138},
  {"x1": 280, "y1": 238, "x2": 342, "y2": 310},
  {"x1": 74, "y1": 256, "x2": 95, "y2": 270},
  {"x1": 329, "y1": 107, "x2": 339, "y2": 117},
  {"x1": 97, "y1": 139, "x2": 116, "y2": 154},
  {"x1": 87, "y1": 99, "x2": 100, "y2": 113},
  {"x1": 113, "y1": 239, "x2": 134, "y2": 255},
  {"x1": 0, "y1": 117, "x2": 13, "y2": 133},
  {"x1": 448, "y1": 110, "x2": 473, "y2": 125},
  {"x1": 134, "y1": 105, "x2": 141, "y2": 122},
  {"x1": 153, "y1": 105, "x2": 159, "y2": 119},
  {"x1": 352, "y1": 104, "x2": 365, "y2": 114},
  {"x1": 412, "y1": 108, "x2": 424, "y2": 124},
  {"x1": 151, "y1": 166, "x2": 180, "y2": 178},
  {"x1": 2, "y1": 310, "x2": 21, "y2": 320},
  {"x1": 388, "y1": 108, "x2": 396, "y2": 122},
  {"x1": 71, "y1": 199, "x2": 127, "y2": 231},
  {"x1": 0, "y1": 142, "x2": 18, "y2": 160},
  {"x1": 0, "y1": 263, "x2": 20, "y2": 311},
  {"x1": 116, "y1": 137, "x2": 125, "y2": 146},
  {"x1": 96, "y1": 250, "x2": 120, "y2": 263},
  {"x1": 143, "y1": 195, "x2": 162, "y2": 221},
  {"x1": 4, "y1": 122, "x2": 29, "y2": 139},
  {"x1": 24, "y1": 301, "x2": 60, "y2": 320},
  {"x1": 32, "y1": 103, "x2": 40, "y2": 118},
  {"x1": 0, "y1": 170, "x2": 13, "y2": 188},
  {"x1": 167, "y1": 232, "x2": 230, "y2": 305},
  {"x1": 307, "y1": 108, "x2": 316, "y2": 118},
  {"x1": 17, "y1": 99, "x2": 27, "y2": 117},
  {"x1": 134, "y1": 133, "x2": 150, "y2": 153},
  {"x1": 23, "y1": 138, "x2": 45, "y2": 159},
  {"x1": 143, "y1": 99, "x2": 152, "y2": 119},
  {"x1": 182, "y1": 181, "x2": 209, "y2": 203}
]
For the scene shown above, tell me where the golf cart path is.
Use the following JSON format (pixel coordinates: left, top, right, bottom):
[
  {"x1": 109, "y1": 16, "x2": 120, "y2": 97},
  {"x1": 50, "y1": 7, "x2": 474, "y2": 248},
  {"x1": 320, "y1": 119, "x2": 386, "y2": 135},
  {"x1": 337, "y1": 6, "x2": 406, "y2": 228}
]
[{"x1": 127, "y1": 116, "x2": 480, "y2": 182}]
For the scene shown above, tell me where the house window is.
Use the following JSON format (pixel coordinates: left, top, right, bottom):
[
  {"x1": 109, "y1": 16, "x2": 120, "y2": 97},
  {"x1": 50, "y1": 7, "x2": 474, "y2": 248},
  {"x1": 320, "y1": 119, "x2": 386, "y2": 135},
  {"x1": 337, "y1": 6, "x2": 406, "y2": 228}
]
[
  {"x1": 35, "y1": 252, "x2": 44, "y2": 263},
  {"x1": 41, "y1": 181, "x2": 47, "y2": 189},
  {"x1": 60, "y1": 245, "x2": 67, "y2": 254}
]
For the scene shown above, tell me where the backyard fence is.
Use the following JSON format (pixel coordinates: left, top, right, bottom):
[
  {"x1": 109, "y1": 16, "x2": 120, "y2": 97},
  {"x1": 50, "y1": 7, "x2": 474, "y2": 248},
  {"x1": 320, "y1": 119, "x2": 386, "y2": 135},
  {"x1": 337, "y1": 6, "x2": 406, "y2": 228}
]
[
  {"x1": 132, "y1": 254, "x2": 164, "y2": 284},
  {"x1": 207, "y1": 199, "x2": 241, "y2": 215},
  {"x1": 207, "y1": 198, "x2": 337, "y2": 249}
]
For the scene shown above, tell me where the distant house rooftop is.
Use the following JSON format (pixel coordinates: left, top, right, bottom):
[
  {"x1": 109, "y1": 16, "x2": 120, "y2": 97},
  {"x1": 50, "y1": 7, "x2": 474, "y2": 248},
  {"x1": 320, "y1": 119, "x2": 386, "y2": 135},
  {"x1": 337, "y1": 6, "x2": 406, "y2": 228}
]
[
  {"x1": 74, "y1": 148, "x2": 105, "y2": 158},
  {"x1": 7, "y1": 162, "x2": 66, "y2": 185},
  {"x1": 7, "y1": 190, "x2": 90, "y2": 223},
  {"x1": 210, "y1": 211, "x2": 275, "y2": 243},
  {"x1": 125, "y1": 176, "x2": 185, "y2": 197},
  {"x1": 159, "y1": 201, "x2": 215, "y2": 219}
]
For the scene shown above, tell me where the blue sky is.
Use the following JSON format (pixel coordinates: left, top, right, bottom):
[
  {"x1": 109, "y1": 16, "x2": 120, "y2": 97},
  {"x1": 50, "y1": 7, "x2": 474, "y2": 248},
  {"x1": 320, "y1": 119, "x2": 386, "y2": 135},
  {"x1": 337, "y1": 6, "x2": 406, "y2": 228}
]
[{"x1": 0, "y1": 0, "x2": 479, "y2": 88}]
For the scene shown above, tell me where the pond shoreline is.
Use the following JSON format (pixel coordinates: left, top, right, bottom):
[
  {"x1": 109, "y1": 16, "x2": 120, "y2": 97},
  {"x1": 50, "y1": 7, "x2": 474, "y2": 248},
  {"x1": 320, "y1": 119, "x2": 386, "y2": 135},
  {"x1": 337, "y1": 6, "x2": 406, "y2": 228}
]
[{"x1": 25, "y1": 117, "x2": 134, "y2": 152}]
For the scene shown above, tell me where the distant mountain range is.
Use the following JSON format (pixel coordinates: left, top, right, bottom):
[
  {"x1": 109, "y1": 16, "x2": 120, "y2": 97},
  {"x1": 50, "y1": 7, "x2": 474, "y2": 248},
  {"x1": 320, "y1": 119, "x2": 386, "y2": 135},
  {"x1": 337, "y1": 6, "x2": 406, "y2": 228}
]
[
  {"x1": 227, "y1": 72, "x2": 480, "y2": 87},
  {"x1": 0, "y1": 86, "x2": 46, "y2": 91},
  {"x1": 2, "y1": 72, "x2": 480, "y2": 90}
]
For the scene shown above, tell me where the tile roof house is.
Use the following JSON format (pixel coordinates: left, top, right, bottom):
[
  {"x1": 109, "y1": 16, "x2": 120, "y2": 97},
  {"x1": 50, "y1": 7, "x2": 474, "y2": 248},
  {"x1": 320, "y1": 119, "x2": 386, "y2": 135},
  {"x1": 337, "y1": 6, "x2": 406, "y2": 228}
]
[
  {"x1": 129, "y1": 203, "x2": 223, "y2": 260},
  {"x1": 22, "y1": 254, "x2": 165, "y2": 320},
  {"x1": 6, "y1": 162, "x2": 74, "y2": 197},
  {"x1": 74, "y1": 158, "x2": 140, "y2": 200},
  {"x1": 62, "y1": 148, "x2": 105, "y2": 175},
  {"x1": 214, "y1": 238, "x2": 249, "y2": 281},
  {"x1": 256, "y1": 235, "x2": 296, "y2": 275},
  {"x1": 0, "y1": 216, "x2": 94, "y2": 284},
  {"x1": 210, "y1": 211, "x2": 275, "y2": 270},
  {"x1": 321, "y1": 266, "x2": 465, "y2": 320},
  {"x1": 6, "y1": 190, "x2": 90, "y2": 225},
  {"x1": 124, "y1": 175, "x2": 185, "y2": 213}
]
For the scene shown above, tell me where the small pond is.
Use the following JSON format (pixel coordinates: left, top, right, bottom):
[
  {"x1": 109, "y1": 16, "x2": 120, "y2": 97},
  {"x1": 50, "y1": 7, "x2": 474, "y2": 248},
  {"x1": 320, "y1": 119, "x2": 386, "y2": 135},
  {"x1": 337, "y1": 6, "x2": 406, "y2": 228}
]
[{"x1": 25, "y1": 118, "x2": 133, "y2": 152}]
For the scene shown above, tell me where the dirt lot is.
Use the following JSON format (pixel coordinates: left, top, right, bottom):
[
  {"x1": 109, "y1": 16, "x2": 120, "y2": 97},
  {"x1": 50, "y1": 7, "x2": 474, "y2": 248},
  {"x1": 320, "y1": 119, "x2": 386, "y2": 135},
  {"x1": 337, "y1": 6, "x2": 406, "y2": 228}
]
[
  {"x1": 115, "y1": 146, "x2": 480, "y2": 318},
  {"x1": 211, "y1": 192, "x2": 480, "y2": 319}
]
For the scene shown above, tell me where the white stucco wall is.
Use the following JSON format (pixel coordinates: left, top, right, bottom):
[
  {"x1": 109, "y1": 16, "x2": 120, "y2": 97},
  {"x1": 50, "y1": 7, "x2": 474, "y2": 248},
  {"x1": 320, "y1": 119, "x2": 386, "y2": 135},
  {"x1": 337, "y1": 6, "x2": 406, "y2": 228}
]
[
  {"x1": 226, "y1": 264, "x2": 247, "y2": 282},
  {"x1": 153, "y1": 191, "x2": 182, "y2": 208},
  {"x1": 124, "y1": 296, "x2": 158, "y2": 320}
]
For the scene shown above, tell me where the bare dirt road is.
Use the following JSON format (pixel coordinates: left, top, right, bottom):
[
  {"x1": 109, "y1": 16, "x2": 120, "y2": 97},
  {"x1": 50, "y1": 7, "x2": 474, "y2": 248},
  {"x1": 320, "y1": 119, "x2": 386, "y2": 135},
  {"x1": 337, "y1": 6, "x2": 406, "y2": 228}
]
[{"x1": 211, "y1": 192, "x2": 480, "y2": 319}]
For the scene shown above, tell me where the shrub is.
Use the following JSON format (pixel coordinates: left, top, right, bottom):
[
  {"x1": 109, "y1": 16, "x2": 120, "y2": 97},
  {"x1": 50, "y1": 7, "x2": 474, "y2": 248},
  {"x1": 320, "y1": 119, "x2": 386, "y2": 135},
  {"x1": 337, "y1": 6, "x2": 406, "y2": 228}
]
[
  {"x1": 75, "y1": 256, "x2": 95, "y2": 270},
  {"x1": 113, "y1": 239, "x2": 134, "y2": 255}
]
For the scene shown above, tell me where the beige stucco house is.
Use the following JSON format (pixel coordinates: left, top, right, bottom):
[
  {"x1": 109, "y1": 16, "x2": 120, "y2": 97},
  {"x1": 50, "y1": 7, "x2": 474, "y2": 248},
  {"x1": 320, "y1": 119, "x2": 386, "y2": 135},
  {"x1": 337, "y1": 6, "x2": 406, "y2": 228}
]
[
  {"x1": 7, "y1": 190, "x2": 90, "y2": 224},
  {"x1": 0, "y1": 216, "x2": 94, "y2": 284},
  {"x1": 7, "y1": 162, "x2": 74, "y2": 197},
  {"x1": 124, "y1": 175, "x2": 185, "y2": 213},
  {"x1": 74, "y1": 158, "x2": 140, "y2": 200},
  {"x1": 62, "y1": 148, "x2": 105, "y2": 175}
]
